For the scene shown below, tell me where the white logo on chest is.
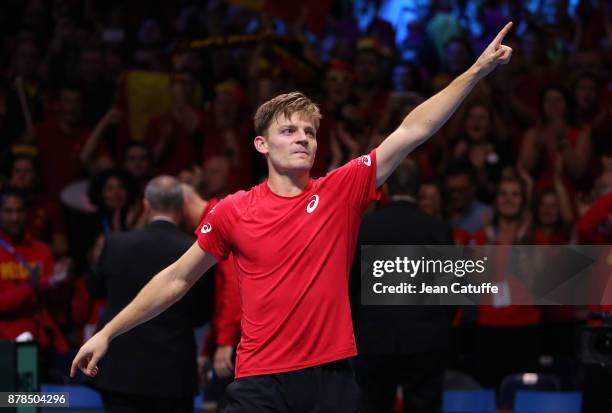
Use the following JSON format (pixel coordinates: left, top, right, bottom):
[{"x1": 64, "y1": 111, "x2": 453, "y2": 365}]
[
  {"x1": 306, "y1": 194, "x2": 320, "y2": 213},
  {"x1": 200, "y1": 223, "x2": 212, "y2": 234},
  {"x1": 361, "y1": 155, "x2": 371, "y2": 166}
]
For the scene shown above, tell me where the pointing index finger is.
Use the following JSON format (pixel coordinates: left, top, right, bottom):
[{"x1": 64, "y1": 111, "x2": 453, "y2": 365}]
[{"x1": 493, "y1": 22, "x2": 513, "y2": 46}]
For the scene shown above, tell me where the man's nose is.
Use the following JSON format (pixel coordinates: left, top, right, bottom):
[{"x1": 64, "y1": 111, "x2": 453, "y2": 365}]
[{"x1": 295, "y1": 132, "x2": 308, "y2": 145}]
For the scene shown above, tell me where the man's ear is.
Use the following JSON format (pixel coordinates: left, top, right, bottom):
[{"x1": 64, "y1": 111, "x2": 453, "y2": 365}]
[
  {"x1": 254, "y1": 135, "x2": 268, "y2": 155},
  {"x1": 142, "y1": 199, "x2": 151, "y2": 216}
]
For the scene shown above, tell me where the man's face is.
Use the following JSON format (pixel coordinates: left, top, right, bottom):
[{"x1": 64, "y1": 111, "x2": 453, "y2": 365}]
[
  {"x1": 79, "y1": 50, "x2": 104, "y2": 83},
  {"x1": 10, "y1": 159, "x2": 36, "y2": 190},
  {"x1": 0, "y1": 196, "x2": 27, "y2": 239},
  {"x1": 325, "y1": 69, "x2": 352, "y2": 104},
  {"x1": 355, "y1": 51, "x2": 382, "y2": 88},
  {"x1": 465, "y1": 105, "x2": 490, "y2": 141},
  {"x1": 445, "y1": 174, "x2": 473, "y2": 212},
  {"x1": 202, "y1": 156, "x2": 230, "y2": 196},
  {"x1": 445, "y1": 41, "x2": 470, "y2": 74},
  {"x1": 123, "y1": 146, "x2": 151, "y2": 178},
  {"x1": 575, "y1": 77, "x2": 597, "y2": 112},
  {"x1": 59, "y1": 90, "x2": 81, "y2": 125},
  {"x1": 257, "y1": 113, "x2": 317, "y2": 175},
  {"x1": 214, "y1": 92, "x2": 239, "y2": 126},
  {"x1": 418, "y1": 184, "x2": 441, "y2": 217}
]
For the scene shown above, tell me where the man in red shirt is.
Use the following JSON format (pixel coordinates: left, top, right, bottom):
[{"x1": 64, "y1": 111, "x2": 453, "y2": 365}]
[
  {"x1": 0, "y1": 188, "x2": 68, "y2": 353},
  {"x1": 33, "y1": 87, "x2": 110, "y2": 199},
  {"x1": 72, "y1": 23, "x2": 514, "y2": 411}
]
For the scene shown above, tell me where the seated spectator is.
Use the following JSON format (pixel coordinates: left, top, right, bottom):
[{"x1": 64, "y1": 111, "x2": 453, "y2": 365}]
[
  {"x1": 201, "y1": 155, "x2": 231, "y2": 200},
  {"x1": 518, "y1": 84, "x2": 592, "y2": 187},
  {"x1": 573, "y1": 73, "x2": 602, "y2": 130},
  {"x1": 87, "y1": 169, "x2": 141, "y2": 236},
  {"x1": 122, "y1": 142, "x2": 154, "y2": 194},
  {"x1": 201, "y1": 80, "x2": 253, "y2": 190},
  {"x1": 450, "y1": 100, "x2": 511, "y2": 203},
  {"x1": 418, "y1": 180, "x2": 471, "y2": 245},
  {"x1": 0, "y1": 188, "x2": 69, "y2": 377},
  {"x1": 471, "y1": 178, "x2": 541, "y2": 389},
  {"x1": 444, "y1": 162, "x2": 493, "y2": 235},
  {"x1": 531, "y1": 159, "x2": 574, "y2": 245},
  {"x1": 85, "y1": 169, "x2": 142, "y2": 266},
  {"x1": 33, "y1": 86, "x2": 111, "y2": 199},
  {"x1": 7, "y1": 154, "x2": 68, "y2": 256}
]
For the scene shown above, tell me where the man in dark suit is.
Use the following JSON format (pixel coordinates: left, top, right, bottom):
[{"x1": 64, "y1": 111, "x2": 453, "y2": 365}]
[
  {"x1": 351, "y1": 159, "x2": 455, "y2": 413},
  {"x1": 86, "y1": 176, "x2": 213, "y2": 413}
]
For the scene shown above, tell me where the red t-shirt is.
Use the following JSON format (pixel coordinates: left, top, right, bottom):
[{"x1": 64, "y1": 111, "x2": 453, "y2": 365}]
[
  {"x1": 197, "y1": 200, "x2": 241, "y2": 358},
  {"x1": 471, "y1": 230, "x2": 541, "y2": 327},
  {"x1": 0, "y1": 231, "x2": 68, "y2": 352},
  {"x1": 195, "y1": 151, "x2": 380, "y2": 378},
  {"x1": 35, "y1": 119, "x2": 94, "y2": 198}
]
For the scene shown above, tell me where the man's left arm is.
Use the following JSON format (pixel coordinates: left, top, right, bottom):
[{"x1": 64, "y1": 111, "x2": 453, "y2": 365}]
[{"x1": 376, "y1": 22, "x2": 513, "y2": 187}]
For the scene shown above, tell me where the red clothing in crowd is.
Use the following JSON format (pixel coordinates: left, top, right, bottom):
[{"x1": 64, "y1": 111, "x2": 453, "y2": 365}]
[
  {"x1": 26, "y1": 196, "x2": 65, "y2": 243},
  {"x1": 471, "y1": 230, "x2": 541, "y2": 327},
  {"x1": 0, "y1": 230, "x2": 67, "y2": 352},
  {"x1": 196, "y1": 151, "x2": 380, "y2": 378},
  {"x1": 35, "y1": 119, "x2": 94, "y2": 198},
  {"x1": 577, "y1": 192, "x2": 612, "y2": 244},
  {"x1": 453, "y1": 228, "x2": 471, "y2": 245},
  {"x1": 533, "y1": 227, "x2": 570, "y2": 245},
  {"x1": 144, "y1": 111, "x2": 203, "y2": 176},
  {"x1": 577, "y1": 193, "x2": 612, "y2": 314}
]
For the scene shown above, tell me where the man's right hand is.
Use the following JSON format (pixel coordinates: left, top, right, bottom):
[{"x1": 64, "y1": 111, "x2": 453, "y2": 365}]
[
  {"x1": 213, "y1": 345, "x2": 234, "y2": 378},
  {"x1": 70, "y1": 331, "x2": 110, "y2": 378}
]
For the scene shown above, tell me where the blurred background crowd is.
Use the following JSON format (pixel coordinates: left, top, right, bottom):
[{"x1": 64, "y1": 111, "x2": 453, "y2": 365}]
[{"x1": 0, "y1": 0, "x2": 610, "y2": 411}]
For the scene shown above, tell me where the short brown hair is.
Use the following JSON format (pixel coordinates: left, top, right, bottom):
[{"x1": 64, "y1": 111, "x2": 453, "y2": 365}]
[{"x1": 253, "y1": 92, "x2": 322, "y2": 136}]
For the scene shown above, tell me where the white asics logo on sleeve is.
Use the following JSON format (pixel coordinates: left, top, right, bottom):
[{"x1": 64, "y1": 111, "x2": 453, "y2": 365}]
[
  {"x1": 306, "y1": 194, "x2": 319, "y2": 213},
  {"x1": 361, "y1": 155, "x2": 371, "y2": 166},
  {"x1": 200, "y1": 223, "x2": 212, "y2": 234}
]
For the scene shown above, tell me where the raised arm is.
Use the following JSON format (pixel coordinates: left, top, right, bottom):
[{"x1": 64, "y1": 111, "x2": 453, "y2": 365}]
[
  {"x1": 375, "y1": 22, "x2": 513, "y2": 187},
  {"x1": 70, "y1": 243, "x2": 217, "y2": 378}
]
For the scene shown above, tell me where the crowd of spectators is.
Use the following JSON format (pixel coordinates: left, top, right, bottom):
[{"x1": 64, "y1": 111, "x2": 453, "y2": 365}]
[{"x1": 0, "y1": 0, "x2": 610, "y2": 405}]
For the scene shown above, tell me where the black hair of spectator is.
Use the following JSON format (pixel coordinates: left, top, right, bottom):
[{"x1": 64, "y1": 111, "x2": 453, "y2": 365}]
[
  {"x1": 387, "y1": 158, "x2": 420, "y2": 197},
  {"x1": 572, "y1": 71, "x2": 601, "y2": 106},
  {"x1": 393, "y1": 60, "x2": 425, "y2": 94},
  {"x1": 123, "y1": 141, "x2": 154, "y2": 162},
  {"x1": 573, "y1": 71, "x2": 600, "y2": 88},
  {"x1": 445, "y1": 36, "x2": 474, "y2": 60},
  {"x1": 444, "y1": 160, "x2": 476, "y2": 182},
  {"x1": 591, "y1": 114, "x2": 612, "y2": 156},
  {"x1": 420, "y1": 177, "x2": 449, "y2": 218},
  {"x1": 538, "y1": 83, "x2": 576, "y2": 125},
  {"x1": 7, "y1": 153, "x2": 40, "y2": 191},
  {"x1": 0, "y1": 186, "x2": 28, "y2": 209},
  {"x1": 87, "y1": 168, "x2": 139, "y2": 215}
]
